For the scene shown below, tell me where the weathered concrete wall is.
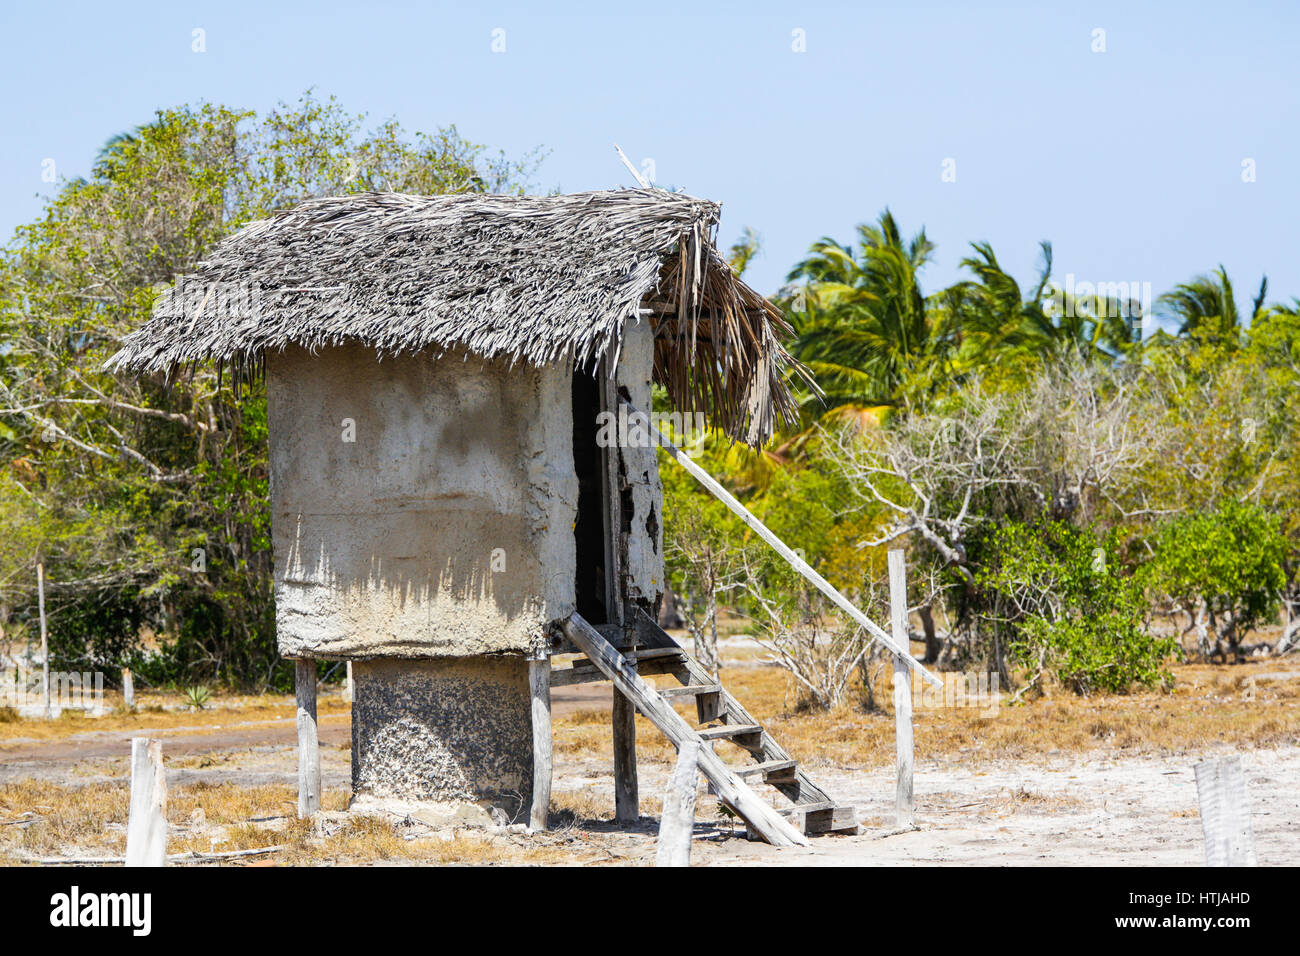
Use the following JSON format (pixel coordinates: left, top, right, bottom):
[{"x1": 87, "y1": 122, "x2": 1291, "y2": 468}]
[
  {"x1": 349, "y1": 656, "x2": 532, "y2": 820},
  {"x1": 615, "y1": 319, "x2": 666, "y2": 611},
  {"x1": 267, "y1": 344, "x2": 577, "y2": 659}
]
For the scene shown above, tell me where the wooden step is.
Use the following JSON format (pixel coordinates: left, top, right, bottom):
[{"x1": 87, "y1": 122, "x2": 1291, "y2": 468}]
[
  {"x1": 777, "y1": 800, "x2": 835, "y2": 816},
  {"x1": 659, "y1": 684, "x2": 720, "y2": 699},
  {"x1": 697, "y1": 723, "x2": 762, "y2": 741},
  {"x1": 733, "y1": 759, "x2": 797, "y2": 782}
]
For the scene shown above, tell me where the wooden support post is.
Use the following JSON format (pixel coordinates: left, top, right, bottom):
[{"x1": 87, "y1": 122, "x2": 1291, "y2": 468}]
[
  {"x1": 656, "y1": 739, "x2": 700, "y2": 867},
  {"x1": 1194, "y1": 756, "x2": 1257, "y2": 866},
  {"x1": 125, "y1": 738, "x2": 167, "y2": 867},
  {"x1": 528, "y1": 656, "x2": 552, "y2": 831},
  {"x1": 563, "y1": 614, "x2": 807, "y2": 847},
  {"x1": 122, "y1": 668, "x2": 135, "y2": 710},
  {"x1": 37, "y1": 562, "x2": 49, "y2": 718},
  {"x1": 889, "y1": 549, "x2": 915, "y2": 829},
  {"x1": 613, "y1": 673, "x2": 639, "y2": 824},
  {"x1": 295, "y1": 658, "x2": 321, "y2": 818}
]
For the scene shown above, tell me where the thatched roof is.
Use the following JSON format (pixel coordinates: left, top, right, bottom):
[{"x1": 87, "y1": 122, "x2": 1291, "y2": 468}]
[{"x1": 107, "y1": 188, "x2": 804, "y2": 444}]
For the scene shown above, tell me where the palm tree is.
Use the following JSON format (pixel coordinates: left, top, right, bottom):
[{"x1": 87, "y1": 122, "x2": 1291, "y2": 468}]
[
  {"x1": 784, "y1": 210, "x2": 951, "y2": 418},
  {"x1": 1159, "y1": 266, "x2": 1267, "y2": 346},
  {"x1": 949, "y1": 241, "x2": 1136, "y2": 368}
]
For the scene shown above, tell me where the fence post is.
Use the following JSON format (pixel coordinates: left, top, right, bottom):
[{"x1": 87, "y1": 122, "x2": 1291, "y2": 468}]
[
  {"x1": 122, "y1": 668, "x2": 135, "y2": 710},
  {"x1": 296, "y1": 658, "x2": 321, "y2": 817},
  {"x1": 1194, "y1": 756, "x2": 1258, "y2": 866},
  {"x1": 125, "y1": 738, "x2": 167, "y2": 866},
  {"x1": 888, "y1": 549, "x2": 915, "y2": 829},
  {"x1": 528, "y1": 655, "x2": 552, "y2": 831},
  {"x1": 656, "y1": 739, "x2": 701, "y2": 867},
  {"x1": 37, "y1": 562, "x2": 49, "y2": 718}
]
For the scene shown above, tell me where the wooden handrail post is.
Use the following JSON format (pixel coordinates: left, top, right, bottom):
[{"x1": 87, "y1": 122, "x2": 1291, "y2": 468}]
[
  {"x1": 888, "y1": 549, "x2": 915, "y2": 829},
  {"x1": 626, "y1": 400, "x2": 942, "y2": 689}
]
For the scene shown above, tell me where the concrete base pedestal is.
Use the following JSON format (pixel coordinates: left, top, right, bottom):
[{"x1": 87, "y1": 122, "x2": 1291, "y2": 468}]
[{"x1": 350, "y1": 656, "x2": 533, "y2": 824}]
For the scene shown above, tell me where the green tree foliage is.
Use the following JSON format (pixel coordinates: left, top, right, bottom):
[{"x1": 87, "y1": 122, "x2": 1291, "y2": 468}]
[
  {"x1": 0, "y1": 93, "x2": 540, "y2": 687},
  {"x1": 970, "y1": 520, "x2": 1173, "y2": 695},
  {"x1": 1144, "y1": 500, "x2": 1287, "y2": 660}
]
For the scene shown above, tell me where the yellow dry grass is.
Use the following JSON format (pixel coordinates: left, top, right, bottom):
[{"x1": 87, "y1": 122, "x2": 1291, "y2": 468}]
[
  {"x1": 553, "y1": 658, "x2": 1300, "y2": 770},
  {"x1": 0, "y1": 782, "x2": 580, "y2": 866},
  {"x1": 0, "y1": 692, "x2": 350, "y2": 742}
]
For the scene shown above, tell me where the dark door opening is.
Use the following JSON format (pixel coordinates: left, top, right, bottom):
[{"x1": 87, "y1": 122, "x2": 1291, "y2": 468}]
[{"x1": 571, "y1": 369, "x2": 608, "y2": 625}]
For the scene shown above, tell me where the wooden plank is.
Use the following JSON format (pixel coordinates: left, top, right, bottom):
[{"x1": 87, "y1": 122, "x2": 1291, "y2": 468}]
[
  {"x1": 562, "y1": 614, "x2": 808, "y2": 847},
  {"x1": 125, "y1": 738, "x2": 167, "y2": 867},
  {"x1": 1194, "y1": 756, "x2": 1258, "y2": 866},
  {"x1": 659, "y1": 683, "x2": 720, "y2": 698},
  {"x1": 37, "y1": 563, "x2": 49, "y2": 718},
  {"x1": 295, "y1": 659, "x2": 321, "y2": 818},
  {"x1": 889, "y1": 549, "x2": 915, "y2": 829},
  {"x1": 529, "y1": 657, "x2": 552, "y2": 831},
  {"x1": 599, "y1": 354, "x2": 639, "y2": 826},
  {"x1": 630, "y1": 400, "x2": 941, "y2": 688},
  {"x1": 778, "y1": 800, "x2": 835, "y2": 816},
  {"x1": 696, "y1": 688, "x2": 723, "y2": 723},
  {"x1": 547, "y1": 665, "x2": 609, "y2": 688},
  {"x1": 696, "y1": 723, "x2": 763, "y2": 740},
  {"x1": 655, "y1": 740, "x2": 700, "y2": 867},
  {"x1": 733, "y1": 759, "x2": 797, "y2": 781}
]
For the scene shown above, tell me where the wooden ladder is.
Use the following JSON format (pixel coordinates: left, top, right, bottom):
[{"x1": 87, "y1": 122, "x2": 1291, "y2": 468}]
[{"x1": 554, "y1": 609, "x2": 859, "y2": 845}]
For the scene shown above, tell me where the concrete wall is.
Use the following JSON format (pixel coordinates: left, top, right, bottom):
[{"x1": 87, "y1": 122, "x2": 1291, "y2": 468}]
[
  {"x1": 266, "y1": 344, "x2": 577, "y2": 660},
  {"x1": 350, "y1": 656, "x2": 532, "y2": 819}
]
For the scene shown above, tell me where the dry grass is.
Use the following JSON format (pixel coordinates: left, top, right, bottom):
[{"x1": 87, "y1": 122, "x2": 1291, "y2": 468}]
[
  {"x1": 552, "y1": 657, "x2": 1300, "y2": 771},
  {"x1": 0, "y1": 692, "x2": 350, "y2": 742},
  {"x1": 0, "y1": 782, "x2": 578, "y2": 866}
]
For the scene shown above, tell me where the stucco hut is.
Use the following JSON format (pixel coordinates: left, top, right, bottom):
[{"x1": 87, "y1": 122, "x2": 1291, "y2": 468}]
[{"x1": 109, "y1": 188, "x2": 863, "y2": 843}]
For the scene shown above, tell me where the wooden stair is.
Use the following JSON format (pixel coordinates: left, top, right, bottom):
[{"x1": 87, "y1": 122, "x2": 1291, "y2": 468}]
[{"x1": 555, "y1": 609, "x2": 860, "y2": 841}]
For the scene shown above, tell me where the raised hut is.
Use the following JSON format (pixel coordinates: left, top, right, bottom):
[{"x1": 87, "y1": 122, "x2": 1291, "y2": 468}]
[{"x1": 110, "y1": 188, "x2": 887, "y2": 844}]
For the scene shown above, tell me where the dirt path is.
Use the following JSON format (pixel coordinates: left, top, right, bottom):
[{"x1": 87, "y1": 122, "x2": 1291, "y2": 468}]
[
  {"x1": 5, "y1": 686, "x2": 1295, "y2": 865},
  {"x1": 0, "y1": 683, "x2": 612, "y2": 784}
]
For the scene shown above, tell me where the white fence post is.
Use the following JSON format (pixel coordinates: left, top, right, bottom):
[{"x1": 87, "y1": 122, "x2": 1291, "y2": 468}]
[
  {"x1": 296, "y1": 659, "x2": 321, "y2": 817},
  {"x1": 37, "y1": 562, "x2": 49, "y2": 718},
  {"x1": 528, "y1": 655, "x2": 552, "y2": 831},
  {"x1": 656, "y1": 739, "x2": 701, "y2": 867},
  {"x1": 1194, "y1": 756, "x2": 1257, "y2": 866},
  {"x1": 125, "y1": 738, "x2": 167, "y2": 867},
  {"x1": 888, "y1": 549, "x2": 915, "y2": 829}
]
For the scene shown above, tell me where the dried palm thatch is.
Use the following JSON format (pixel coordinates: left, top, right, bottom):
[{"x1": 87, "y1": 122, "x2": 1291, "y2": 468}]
[{"x1": 107, "y1": 188, "x2": 808, "y2": 444}]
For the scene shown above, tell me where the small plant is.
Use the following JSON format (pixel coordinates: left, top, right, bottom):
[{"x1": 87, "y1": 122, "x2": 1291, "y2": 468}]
[
  {"x1": 0, "y1": 705, "x2": 19, "y2": 723},
  {"x1": 183, "y1": 685, "x2": 211, "y2": 710}
]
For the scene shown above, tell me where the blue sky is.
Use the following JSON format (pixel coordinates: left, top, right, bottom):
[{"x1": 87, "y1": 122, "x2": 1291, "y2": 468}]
[{"x1": 1, "y1": 0, "x2": 1296, "y2": 314}]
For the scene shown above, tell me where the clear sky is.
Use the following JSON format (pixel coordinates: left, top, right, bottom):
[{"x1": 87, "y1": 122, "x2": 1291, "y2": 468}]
[{"x1": 1, "y1": 1, "x2": 1296, "y2": 312}]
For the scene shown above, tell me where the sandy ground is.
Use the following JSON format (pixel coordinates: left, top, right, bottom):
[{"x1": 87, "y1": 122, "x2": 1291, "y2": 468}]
[{"x1": 3, "y1": 694, "x2": 1295, "y2": 865}]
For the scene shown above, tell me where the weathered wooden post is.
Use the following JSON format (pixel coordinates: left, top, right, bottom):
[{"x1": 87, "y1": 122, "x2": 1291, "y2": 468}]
[
  {"x1": 37, "y1": 562, "x2": 49, "y2": 718},
  {"x1": 888, "y1": 549, "x2": 915, "y2": 829},
  {"x1": 125, "y1": 738, "x2": 167, "y2": 867},
  {"x1": 656, "y1": 739, "x2": 700, "y2": 867},
  {"x1": 528, "y1": 654, "x2": 552, "y2": 830},
  {"x1": 122, "y1": 668, "x2": 135, "y2": 710},
  {"x1": 295, "y1": 658, "x2": 321, "y2": 817},
  {"x1": 1194, "y1": 755, "x2": 1257, "y2": 866},
  {"x1": 341, "y1": 661, "x2": 353, "y2": 704}
]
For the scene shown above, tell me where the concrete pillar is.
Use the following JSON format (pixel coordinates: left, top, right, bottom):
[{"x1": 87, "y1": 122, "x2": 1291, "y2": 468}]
[{"x1": 350, "y1": 656, "x2": 534, "y2": 824}]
